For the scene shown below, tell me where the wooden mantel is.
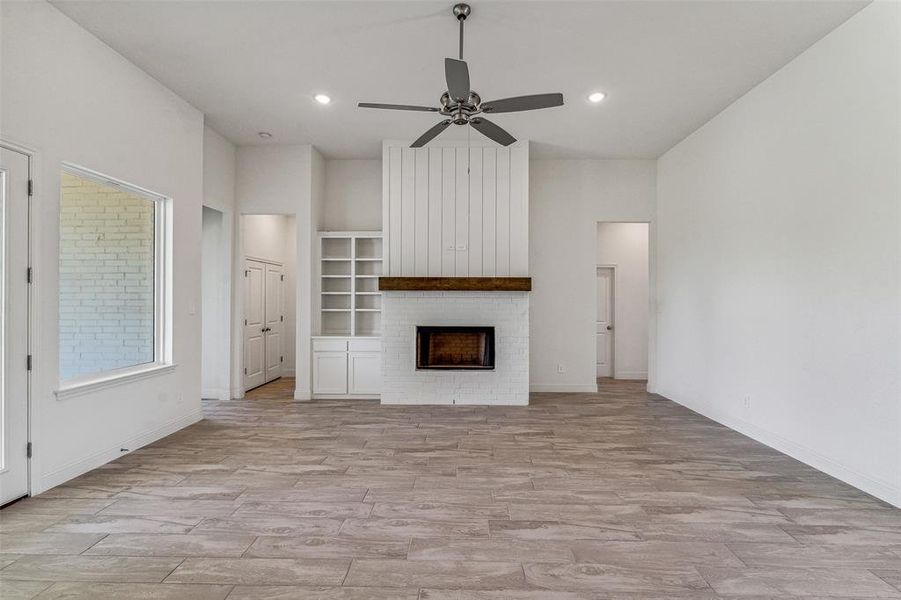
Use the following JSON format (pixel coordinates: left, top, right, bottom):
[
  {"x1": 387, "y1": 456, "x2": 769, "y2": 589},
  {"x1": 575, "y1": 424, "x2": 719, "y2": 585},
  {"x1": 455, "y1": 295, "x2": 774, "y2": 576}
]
[{"x1": 379, "y1": 277, "x2": 532, "y2": 292}]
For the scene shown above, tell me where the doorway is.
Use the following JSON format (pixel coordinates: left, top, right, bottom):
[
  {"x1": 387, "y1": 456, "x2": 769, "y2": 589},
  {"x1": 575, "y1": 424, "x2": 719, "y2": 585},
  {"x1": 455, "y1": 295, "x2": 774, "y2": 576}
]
[
  {"x1": 240, "y1": 214, "x2": 296, "y2": 394},
  {"x1": 596, "y1": 222, "x2": 650, "y2": 383},
  {"x1": 1, "y1": 144, "x2": 31, "y2": 504}
]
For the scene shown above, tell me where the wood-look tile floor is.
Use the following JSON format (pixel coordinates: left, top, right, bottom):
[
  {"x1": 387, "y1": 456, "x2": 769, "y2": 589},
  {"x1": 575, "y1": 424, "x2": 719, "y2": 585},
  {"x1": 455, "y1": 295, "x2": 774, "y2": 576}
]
[{"x1": 3, "y1": 379, "x2": 901, "y2": 599}]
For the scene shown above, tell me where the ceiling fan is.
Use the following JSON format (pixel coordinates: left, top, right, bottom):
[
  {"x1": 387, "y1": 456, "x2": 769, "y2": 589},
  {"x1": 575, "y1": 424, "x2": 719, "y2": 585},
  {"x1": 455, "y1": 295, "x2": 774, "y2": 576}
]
[{"x1": 358, "y1": 3, "x2": 564, "y2": 148}]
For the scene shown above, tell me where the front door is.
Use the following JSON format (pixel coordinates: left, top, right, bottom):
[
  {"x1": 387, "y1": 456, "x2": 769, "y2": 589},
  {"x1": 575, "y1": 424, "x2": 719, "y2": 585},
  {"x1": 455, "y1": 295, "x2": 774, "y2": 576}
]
[
  {"x1": 596, "y1": 267, "x2": 614, "y2": 378},
  {"x1": 1, "y1": 146, "x2": 30, "y2": 504}
]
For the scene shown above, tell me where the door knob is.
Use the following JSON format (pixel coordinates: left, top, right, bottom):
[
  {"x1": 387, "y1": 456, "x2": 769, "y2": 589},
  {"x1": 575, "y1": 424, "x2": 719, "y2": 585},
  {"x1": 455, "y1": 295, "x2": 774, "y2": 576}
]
[{"x1": 606, "y1": 325, "x2": 613, "y2": 331}]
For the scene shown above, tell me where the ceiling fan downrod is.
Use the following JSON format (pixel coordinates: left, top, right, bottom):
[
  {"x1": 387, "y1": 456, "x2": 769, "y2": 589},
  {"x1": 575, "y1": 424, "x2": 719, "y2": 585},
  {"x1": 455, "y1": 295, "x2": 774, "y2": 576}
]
[{"x1": 453, "y1": 3, "x2": 470, "y2": 61}]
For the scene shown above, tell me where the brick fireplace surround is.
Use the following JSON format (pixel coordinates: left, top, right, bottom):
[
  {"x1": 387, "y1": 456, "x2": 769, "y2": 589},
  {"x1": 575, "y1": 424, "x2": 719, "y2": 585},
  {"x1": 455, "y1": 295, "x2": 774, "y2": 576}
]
[{"x1": 380, "y1": 290, "x2": 529, "y2": 405}]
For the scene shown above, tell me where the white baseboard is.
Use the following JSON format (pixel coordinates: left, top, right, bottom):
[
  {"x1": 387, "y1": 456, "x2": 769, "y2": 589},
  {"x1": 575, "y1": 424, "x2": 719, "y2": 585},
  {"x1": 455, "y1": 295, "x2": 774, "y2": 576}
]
[
  {"x1": 35, "y1": 410, "x2": 203, "y2": 495},
  {"x1": 313, "y1": 394, "x2": 380, "y2": 400},
  {"x1": 283, "y1": 368, "x2": 296, "y2": 376},
  {"x1": 201, "y1": 387, "x2": 230, "y2": 401},
  {"x1": 614, "y1": 370, "x2": 648, "y2": 380},
  {"x1": 294, "y1": 389, "x2": 311, "y2": 401},
  {"x1": 662, "y1": 391, "x2": 901, "y2": 509},
  {"x1": 530, "y1": 383, "x2": 599, "y2": 393}
]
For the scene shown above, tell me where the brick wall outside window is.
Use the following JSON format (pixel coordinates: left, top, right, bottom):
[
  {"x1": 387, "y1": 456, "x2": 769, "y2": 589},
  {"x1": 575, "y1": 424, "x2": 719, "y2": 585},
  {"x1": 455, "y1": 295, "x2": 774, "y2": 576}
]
[{"x1": 59, "y1": 171, "x2": 155, "y2": 380}]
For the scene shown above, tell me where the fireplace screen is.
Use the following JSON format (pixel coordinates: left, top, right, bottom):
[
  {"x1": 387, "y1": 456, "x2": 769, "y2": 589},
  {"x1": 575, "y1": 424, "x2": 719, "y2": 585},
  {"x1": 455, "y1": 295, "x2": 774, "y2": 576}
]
[{"x1": 416, "y1": 326, "x2": 495, "y2": 370}]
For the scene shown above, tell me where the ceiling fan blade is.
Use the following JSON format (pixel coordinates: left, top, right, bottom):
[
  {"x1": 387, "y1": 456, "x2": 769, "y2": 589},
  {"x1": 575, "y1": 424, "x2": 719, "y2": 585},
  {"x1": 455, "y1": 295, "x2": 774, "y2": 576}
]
[
  {"x1": 470, "y1": 117, "x2": 516, "y2": 146},
  {"x1": 411, "y1": 120, "x2": 453, "y2": 148},
  {"x1": 481, "y1": 93, "x2": 564, "y2": 113},
  {"x1": 445, "y1": 58, "x2": 470, "y2": 101},
  {"x1": 358, "y1": 102, "x2": 439, "y2": 112}
]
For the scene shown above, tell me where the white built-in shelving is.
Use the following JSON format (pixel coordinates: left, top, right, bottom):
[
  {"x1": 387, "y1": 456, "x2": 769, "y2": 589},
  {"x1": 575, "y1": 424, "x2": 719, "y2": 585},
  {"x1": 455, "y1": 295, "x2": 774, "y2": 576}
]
[{"x1": 317, "y1": 232, "x2": 382, "y2": 337}]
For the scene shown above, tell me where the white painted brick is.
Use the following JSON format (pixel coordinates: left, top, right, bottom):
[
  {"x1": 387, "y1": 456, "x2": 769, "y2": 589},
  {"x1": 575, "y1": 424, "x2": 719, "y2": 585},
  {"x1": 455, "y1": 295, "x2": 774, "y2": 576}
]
[
  {"x1": 381, "y1": 290, "x2": 529, "y2": 406},
  {"x1": 59, "y1": 172, "x2": 155, "y2": 380}
]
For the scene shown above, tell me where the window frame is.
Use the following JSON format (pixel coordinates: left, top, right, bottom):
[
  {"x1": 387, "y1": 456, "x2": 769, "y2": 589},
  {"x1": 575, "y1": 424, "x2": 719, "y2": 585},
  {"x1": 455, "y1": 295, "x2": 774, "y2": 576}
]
[{"x1": 56, "y1": 163, "x2": 174, "y2": 398}]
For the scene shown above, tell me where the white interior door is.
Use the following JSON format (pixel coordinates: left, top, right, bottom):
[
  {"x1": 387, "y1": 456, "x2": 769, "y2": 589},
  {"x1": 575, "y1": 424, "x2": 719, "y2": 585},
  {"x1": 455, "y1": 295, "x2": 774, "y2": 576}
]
[
  {"x1": 596, "y1": 267, "x2": 614, "y2": 378},
  {"x1": 1, "y1": 147, "x2": 30, "y2": 504},
  {"x1": 243, "y1": 259, "x2": 266, "y2": 391},
  {"x1": 263, "y1": 263, "x2": 283, "y2": 383}
]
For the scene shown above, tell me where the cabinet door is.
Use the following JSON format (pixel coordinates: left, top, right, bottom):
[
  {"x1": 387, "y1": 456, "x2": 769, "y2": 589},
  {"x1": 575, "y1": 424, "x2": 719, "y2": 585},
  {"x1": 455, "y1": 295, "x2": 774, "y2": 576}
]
[
  {"x1": 313, "y1": 351, "x2": 348, "y2": 394},
  {"x1": 349, "y1": 351, "x2": 381, "y2": 395}
]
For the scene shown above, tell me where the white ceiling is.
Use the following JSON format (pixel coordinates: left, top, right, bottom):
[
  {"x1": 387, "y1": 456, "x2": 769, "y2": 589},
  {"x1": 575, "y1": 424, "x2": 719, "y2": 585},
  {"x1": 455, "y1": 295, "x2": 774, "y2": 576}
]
[{"x1": 51, "y1": 0, "x2": 868, "y2": 159}]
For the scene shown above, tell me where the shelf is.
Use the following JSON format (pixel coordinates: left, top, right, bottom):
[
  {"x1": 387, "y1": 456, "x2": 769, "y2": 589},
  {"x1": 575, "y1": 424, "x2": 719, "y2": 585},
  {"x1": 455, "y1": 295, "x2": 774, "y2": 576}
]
[
  {"x1": 318, "y1": 231, "x2": 384, "y2": 338},
  {"x1": 378, "y1": 277, "x2": 532, "y2": 292}
]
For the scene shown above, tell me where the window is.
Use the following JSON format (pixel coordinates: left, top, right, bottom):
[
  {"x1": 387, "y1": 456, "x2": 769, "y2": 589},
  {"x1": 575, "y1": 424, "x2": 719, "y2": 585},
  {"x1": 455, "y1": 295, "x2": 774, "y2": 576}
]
[{"x1": 59, "y1": 165, "x2": 170, "y2": 385}]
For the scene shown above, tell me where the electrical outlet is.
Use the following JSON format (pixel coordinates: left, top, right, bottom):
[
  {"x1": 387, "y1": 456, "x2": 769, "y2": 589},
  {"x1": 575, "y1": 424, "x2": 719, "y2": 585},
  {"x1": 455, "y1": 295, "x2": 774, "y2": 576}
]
[
  {"x1": 556, "y1": 364, "x2": 566, "y2": 374},
  {"x1": 743, "y1": 395, "x2": 751, "y2": 410}
]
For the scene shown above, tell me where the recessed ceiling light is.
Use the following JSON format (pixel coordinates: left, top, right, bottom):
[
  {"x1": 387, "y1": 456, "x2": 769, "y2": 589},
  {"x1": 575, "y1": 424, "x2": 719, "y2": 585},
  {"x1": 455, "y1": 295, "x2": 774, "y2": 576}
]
[
  {"x1": 314, "y1": 94, "x2": 332, "y2": 105},
  {"x1": 258, "y1": 131, "x2": 273, "y2": 139},
  {"x1": 588, "y1": 92, "x2": 607, "y2": 103}
]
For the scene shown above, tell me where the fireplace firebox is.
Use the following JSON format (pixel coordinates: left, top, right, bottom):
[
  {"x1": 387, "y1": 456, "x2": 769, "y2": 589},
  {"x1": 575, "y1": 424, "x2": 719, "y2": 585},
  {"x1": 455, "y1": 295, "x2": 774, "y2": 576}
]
[{"x1": 416, "y1": 326, "x2": 495, "y2": 370}]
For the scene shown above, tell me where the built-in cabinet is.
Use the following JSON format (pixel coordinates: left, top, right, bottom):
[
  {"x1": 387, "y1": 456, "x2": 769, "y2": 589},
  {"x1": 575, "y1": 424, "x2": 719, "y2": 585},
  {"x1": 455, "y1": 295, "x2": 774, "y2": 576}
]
[
  {"x1": 311, "y1": 337, "x2": 381, "y2": 398},
  {"x1": 382, "y1": 141, "x2": 529, "y2": 277},
  {"x1": 313, "y1": 232, "x2": 383, "y2": 398}
]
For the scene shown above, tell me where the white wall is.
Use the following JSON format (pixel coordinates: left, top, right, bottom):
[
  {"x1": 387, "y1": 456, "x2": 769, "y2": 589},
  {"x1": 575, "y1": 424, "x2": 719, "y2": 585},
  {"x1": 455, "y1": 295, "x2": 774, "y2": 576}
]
[
  {"x1": 242, "y1": 214, "x2": 298, "y2": 376},
  {"x1": 529, "y1": 160, "x2": 656, "y2": 392},
  {"x1": 203, "y1": 126, "x2": 236, "y2": 214},
  {"x1": 596, "y1": 223, "x2": 649, "y2": 380},
  {"x1": 1, "y1": 0, "x2": 205, "y2": 493},
  {"x1": 656, "y1": 1, "x2": 901, "y2": 507},
  {"x1": 383, "y1": 141, "x2": 529, "y2": 278},
  {"x1": 235, "y1": 145, "x2": 315, "y2": 398},
  {"x1": 201, "y1": 207, "x2": 227, "y2": 398},
  {"x1": 323, "y1": 159, "x2": 381, "y2": 231},
  {"x1": 201, "y1": 126, "x2": 236, "y2": 400}
]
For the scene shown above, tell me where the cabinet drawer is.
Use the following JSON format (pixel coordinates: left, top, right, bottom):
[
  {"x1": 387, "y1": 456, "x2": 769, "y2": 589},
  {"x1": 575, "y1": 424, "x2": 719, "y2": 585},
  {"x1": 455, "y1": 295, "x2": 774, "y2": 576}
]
[
  {"x1": 349, "y1": 338, "x2": 381, "y2": 352},
  {"x1": 313, "y1": 338, "x2": 347, "y2": 352}
]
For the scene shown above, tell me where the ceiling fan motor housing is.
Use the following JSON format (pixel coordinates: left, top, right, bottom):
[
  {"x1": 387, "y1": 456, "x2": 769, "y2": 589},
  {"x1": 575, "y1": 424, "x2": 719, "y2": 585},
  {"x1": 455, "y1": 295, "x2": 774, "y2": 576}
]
[{"x1": 440, "y1": 91, "x2": 481, "y2": 124}]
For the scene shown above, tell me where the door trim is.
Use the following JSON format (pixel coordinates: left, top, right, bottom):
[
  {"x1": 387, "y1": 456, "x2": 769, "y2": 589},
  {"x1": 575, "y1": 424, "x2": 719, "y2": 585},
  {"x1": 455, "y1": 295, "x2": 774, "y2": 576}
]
[
  {"x1": 1, "y1": 139, "x2": 35, "y2": 500},
  {"x1": 245, "y1": 255, "x2": 282, "y2": 268}
]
